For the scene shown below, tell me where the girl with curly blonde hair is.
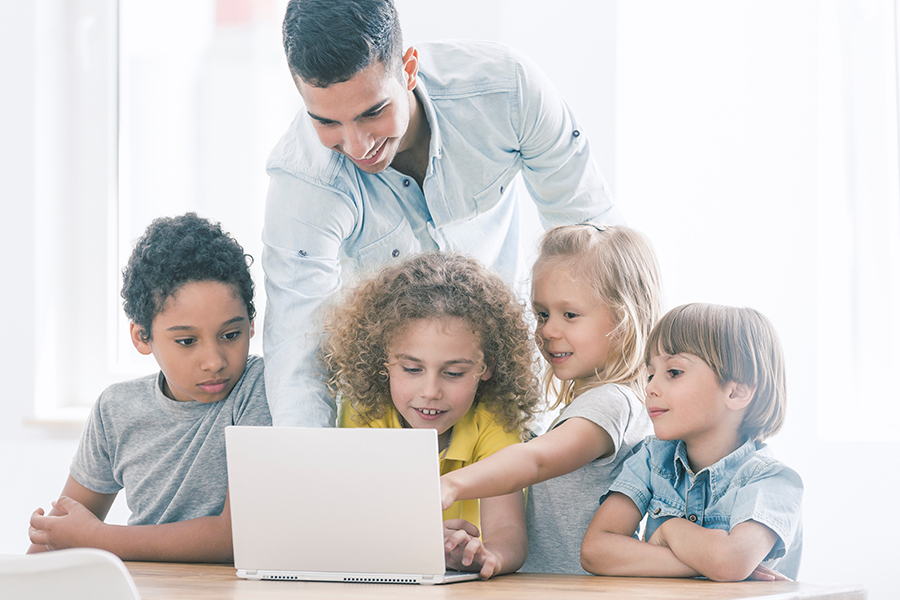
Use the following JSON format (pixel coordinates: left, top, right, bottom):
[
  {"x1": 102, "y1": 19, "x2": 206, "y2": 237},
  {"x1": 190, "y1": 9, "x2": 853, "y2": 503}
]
[
  {"x1": 441, "y1": 224, "x2": 663, "y2": 575},
  {"x1": 322, "y1": 251, "x2": 540, "y2": 579}
]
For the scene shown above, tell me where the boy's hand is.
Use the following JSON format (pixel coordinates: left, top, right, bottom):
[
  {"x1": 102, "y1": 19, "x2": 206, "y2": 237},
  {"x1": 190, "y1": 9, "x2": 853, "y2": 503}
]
[
  {"x1": 442, "y1": 519, "x2": 501, "y2": 579},
  {"x1": 28, "y1": 496, "x2": 105, "y2": 550},
  {"x1": 746, "y1": 564, "x2": 792, "y2": 582}
]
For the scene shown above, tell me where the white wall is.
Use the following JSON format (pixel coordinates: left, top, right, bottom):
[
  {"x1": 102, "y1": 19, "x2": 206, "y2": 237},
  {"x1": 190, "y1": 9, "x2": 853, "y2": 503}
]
[{"x1": 0, "y1": 1, "x2": 889, "y2": 597}]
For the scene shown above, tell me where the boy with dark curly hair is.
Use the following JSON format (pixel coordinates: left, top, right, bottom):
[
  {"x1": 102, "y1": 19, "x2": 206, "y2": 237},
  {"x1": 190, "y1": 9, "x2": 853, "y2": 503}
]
[{"x1": 27, "y1": 213, "x2": 270, "y2": 563}]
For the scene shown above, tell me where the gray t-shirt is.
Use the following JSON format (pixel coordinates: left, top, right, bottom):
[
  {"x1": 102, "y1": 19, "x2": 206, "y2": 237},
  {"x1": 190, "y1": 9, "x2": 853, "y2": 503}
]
[
  {"x1": 71, "y1": 355, "x2": 271, "y2": 525},
  {"x1": 520, "y1": 383, "x2": 652, "y2": 574}
]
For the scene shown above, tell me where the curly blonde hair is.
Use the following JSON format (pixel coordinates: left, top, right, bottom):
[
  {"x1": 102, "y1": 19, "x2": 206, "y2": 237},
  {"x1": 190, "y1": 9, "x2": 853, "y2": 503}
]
[
  {"x1": 321, "y1": 252, "x2": 541, "y2": 434},
  {"x1": 534, "y1": 224, "x2": 663, "y2": 408}
]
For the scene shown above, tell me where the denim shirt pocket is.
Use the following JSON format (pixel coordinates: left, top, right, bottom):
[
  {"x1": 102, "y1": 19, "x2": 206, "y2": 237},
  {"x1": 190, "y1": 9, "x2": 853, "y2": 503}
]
[
  {"x1": 472, "y1": 166, "x2": 519, "y2": 214},
  {"x1": 353, "y1": 218, "x2": 418, "y2": 272},
  {"x1": 644, "y1": 497, "x2": 684, "y2": 541}
]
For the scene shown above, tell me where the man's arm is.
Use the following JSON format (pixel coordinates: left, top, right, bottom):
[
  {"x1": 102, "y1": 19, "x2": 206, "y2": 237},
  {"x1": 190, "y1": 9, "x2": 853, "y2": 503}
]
[
  {"x1": 511, "y1": 49, "x2": 623, "y2": 227},
  {"x1": 28, "y1": 475, "x2": 235, "y2": 563},
  {"x1": 580, "y1": 492, "x2": 700, "y2": 578},
  {"x1": 261, "y1": 168, "x2": 357, "y2": 427}
]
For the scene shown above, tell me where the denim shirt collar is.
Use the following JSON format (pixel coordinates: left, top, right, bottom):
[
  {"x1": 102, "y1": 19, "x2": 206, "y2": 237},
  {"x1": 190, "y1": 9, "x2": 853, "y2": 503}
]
[
  {"x1": 672, "y1": 437, "x2": 759, "y2": 498},
  {"x1": 413, "y1": 79, "x2": 443, "y2": 163}
]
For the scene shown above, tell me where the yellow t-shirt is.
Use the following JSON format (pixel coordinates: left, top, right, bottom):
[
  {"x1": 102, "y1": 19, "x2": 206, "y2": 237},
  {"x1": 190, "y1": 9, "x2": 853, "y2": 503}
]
[{"x1": 339, "y1": 401, "x2": 521, "y2": 530}]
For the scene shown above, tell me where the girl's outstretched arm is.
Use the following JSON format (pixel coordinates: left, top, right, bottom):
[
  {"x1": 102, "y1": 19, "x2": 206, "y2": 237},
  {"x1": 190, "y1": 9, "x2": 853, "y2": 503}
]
[
  {"x1": 441, "y1": 417, "x2": 614, "y2": 509},
  {"x1": 28, "y1": 474, "x2": 235, "y2": 563},
  {"x1": 443, "y1": 490, "x2": 527, "y2": 578},
  {"x1": 580, "y1": 492, "x2": 700, "y2": 578}
]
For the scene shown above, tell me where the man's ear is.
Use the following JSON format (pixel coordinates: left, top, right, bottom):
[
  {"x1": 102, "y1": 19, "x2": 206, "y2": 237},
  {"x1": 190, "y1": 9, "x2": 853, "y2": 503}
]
[
  {"x1": 129, "y1": 322, "x2": 153, "y2": 356},
  {"x1": 401, "y1": 46, "x2": 419, "y2": 91},
  {"x1": 725, "y1": 382, "x2": 756, "y2": 411},
  {"x1": 249, "y1": 319, "x2": 255, "y2": 339}
]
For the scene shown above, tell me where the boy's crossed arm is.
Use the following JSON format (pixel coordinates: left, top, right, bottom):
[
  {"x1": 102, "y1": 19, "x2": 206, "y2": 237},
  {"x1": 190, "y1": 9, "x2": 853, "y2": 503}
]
[
  {"x1": 28, "y1": 475, "x2": 234, "y2": 563},
  {"x1": 581, "y1": 492, "x2": 788, "y2": 582},
  {"x1": 442, "y1": 489, "x2": 527, "y2": 579}
]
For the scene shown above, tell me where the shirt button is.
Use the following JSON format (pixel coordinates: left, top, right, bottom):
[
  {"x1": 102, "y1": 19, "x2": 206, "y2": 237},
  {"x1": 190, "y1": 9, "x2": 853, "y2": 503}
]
[
  {"x1": 688, "y1": 514, "x2": 698, "y2": 522},
  {"x1": 391, "y1": 249, "x2": 400, "y2": 258},
  {"x1": 403, "y1": 179, "x2": 410, "y2": 187},
  {"x1": 573, "y1": 129, "x2": 581, "y2": 137},
  {"x1": 652, "y1": 508, "x2": 661, "y2": 515}
]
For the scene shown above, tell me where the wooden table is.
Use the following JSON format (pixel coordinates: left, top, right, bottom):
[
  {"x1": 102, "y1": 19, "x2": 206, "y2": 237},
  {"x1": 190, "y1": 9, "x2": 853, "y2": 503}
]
[{"x1": 125, "y1": 562, "x2": 867, "y2": 599}]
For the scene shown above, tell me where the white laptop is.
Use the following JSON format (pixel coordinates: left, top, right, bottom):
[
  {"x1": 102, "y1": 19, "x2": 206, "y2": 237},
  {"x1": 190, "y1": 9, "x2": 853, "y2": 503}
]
[{"x1": 225, "y1": 426, "x2": 480, "y2": 585}]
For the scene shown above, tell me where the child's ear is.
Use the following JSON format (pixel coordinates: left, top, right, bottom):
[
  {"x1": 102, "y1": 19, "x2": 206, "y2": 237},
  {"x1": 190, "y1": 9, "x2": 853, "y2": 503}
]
[
  {"x1": 129, "y1": 322, "x2": 153, "y2": 356},
  {"x1": 725, "y1": 382, "x2": 756, "y2": 411},
  {"x1": 480, "y1": 360, "x2": 494, "y2": 382}
]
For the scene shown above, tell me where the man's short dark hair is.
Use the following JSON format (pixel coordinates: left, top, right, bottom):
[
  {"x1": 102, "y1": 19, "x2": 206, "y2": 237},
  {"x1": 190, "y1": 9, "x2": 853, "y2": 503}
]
[
  {"x1": 283, "y1": 0, "x2": 403, "y2": 87},
  {"x1": 121, "y1": 213, "x2": 256, "y2": 341}
]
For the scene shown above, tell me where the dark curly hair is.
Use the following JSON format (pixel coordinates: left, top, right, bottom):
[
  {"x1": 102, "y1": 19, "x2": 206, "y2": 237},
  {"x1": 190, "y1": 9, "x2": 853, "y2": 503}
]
[
  {"x1": 121, "y1": 213, "x2": 255, "y2": 341},
  {"x1": 321, "y1": 252, "x2": 541, "y2": 435},
  {"x1": 283, "y1": 0, "x2": 404, "y2": 87}
]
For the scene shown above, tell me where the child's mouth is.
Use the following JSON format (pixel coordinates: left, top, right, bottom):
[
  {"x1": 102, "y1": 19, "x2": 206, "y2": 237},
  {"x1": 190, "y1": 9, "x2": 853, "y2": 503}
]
[
  {"x1": 414, "y1": 407, "x2": 446, "y2": 420},
  {"x1": 198, "y1": 379, "x2": 229, "y2": 394},
  {"x1": 547, "y1": 351, "x2": 572, "y2": 364}
]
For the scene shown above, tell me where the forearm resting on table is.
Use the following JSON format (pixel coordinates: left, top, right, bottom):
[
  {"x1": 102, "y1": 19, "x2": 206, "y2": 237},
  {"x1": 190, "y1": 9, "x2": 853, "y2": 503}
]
[
  {"x1": 656, "y1": 518, "x2": 779, "y2": 582},
  {"x1": 581, "y1": 528, "x2": 700, "y2": 578}
]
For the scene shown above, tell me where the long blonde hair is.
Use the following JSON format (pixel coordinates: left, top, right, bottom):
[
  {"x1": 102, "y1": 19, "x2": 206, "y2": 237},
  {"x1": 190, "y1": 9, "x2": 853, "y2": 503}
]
[{"x1": 534, "y1": 225, "x2": 663, "y2": 408}]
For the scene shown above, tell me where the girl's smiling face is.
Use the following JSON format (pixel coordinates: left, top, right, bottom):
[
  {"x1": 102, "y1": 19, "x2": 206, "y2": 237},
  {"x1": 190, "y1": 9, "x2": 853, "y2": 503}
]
[
  {"x1": 532, "y1": 265, "x2": 617, "y2": 389},
  {"x1": 387, "y1": 317, "x2": 492, "y2": 446}
]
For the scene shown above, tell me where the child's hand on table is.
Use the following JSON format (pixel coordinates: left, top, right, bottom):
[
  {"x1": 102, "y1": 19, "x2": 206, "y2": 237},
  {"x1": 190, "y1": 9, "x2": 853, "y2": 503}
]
[
  {"x1": 28, "y1": 496, "x2": 104, "y2": 551},
  {"x1": 442, "y1": 519, "x2": 500, "y2": 579}
]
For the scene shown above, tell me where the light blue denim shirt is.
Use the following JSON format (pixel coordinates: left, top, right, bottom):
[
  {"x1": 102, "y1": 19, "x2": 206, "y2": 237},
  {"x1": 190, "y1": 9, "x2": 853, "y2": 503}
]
[
  {"x1": 608, "y1": 437, "x2": 804, "y2": 579},
  {"x1": 262, "y1": 41, "x2": 621, "y2": 427}
]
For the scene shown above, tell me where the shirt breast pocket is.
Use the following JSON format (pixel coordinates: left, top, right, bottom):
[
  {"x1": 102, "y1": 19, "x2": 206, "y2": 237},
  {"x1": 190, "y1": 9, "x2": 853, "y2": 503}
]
[
  {"x1": 352, "y1": 218, "x2": 418, "y2": 272},
  {"x1": 472, "y1": 167, "x2": 519, "y2": 213}
]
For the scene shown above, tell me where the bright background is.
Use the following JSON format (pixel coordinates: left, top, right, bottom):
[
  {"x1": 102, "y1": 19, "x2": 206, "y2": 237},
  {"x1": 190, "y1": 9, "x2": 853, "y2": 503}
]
[{"x1": 1, "y1": 0, "x2": 896, "y2": 597}]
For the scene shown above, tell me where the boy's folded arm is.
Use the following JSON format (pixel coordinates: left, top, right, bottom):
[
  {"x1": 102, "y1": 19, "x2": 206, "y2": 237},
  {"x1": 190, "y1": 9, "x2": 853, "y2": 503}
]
[
  {"x1": 651, "y1": 517, "x2": 780, "y2": 582},
  {"x1": 28, "y1": 475, "x2": 234, "y2": 563},
  {"x1": 441, "y1": 417, "x2": 614, "y2": 509},
  {"x1": 580, "y1": 492, "x2": 700, "y2": 578}
]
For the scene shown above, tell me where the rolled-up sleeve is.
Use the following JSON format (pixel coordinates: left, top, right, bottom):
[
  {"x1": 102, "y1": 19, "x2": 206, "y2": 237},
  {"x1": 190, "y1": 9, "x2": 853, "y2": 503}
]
[
  {"x1": 511, "y1": 49, "x2": 622, "y2": 227},
  {"x1": 261, "y1": 165, "x2": 357, "y2": 427}
]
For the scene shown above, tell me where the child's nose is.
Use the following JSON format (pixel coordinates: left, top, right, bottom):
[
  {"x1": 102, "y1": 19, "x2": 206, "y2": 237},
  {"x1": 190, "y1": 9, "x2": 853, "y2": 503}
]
[
  {"x1": 540, "y1": 316, "x2": 561, "y2": 339},
  {"x1": 200, "y1": 343, "x2": 227, "y2": 372},
  {"x1": 419, "y1": 374, "x2": 442, "y2": 400}
]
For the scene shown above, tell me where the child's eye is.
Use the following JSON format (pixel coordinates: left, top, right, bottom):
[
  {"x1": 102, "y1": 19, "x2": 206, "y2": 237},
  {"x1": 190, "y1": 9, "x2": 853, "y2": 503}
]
[
  {"x1": 444, "y1": 371, "x2": 465, "y2": 379},
  {"x1": 667, "y1": 369, "x2": 683, "y2": 378},
  {"x1": 175, "y1": 338, "x2": 196, "y2": 347},
  {"x1": 534, "y1": 310, "x2": 548, "y2": 321},
  {"x1": 563, "y1": 311, "x2": 579, "y2": 319},
  {"x1": 402, "y1": 366, "x2": 422, "y2": 374},
  {"x1": 647, "y1": 373, "x2": 654, "y2": 383},
  {"x1": 222, "y1": 331, "x2": 241, "y2": 341}
]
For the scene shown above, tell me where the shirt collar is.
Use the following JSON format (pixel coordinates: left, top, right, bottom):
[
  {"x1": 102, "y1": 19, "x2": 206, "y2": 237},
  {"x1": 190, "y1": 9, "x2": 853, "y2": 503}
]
[
  {"x1": 442, "y1": 404, "x2": 480, "y2": 464},
  {"x1": 412, "y1": 79, "x2": 443, "y2": 162},
  {"x1": 672, "y1": 437, "x2": 758, "y2": 496}
]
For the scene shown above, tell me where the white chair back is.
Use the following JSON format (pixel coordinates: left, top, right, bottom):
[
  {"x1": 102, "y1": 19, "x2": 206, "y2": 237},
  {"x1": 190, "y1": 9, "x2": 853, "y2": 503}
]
[{"x1": 0, "y1": 548, "x2": 140, "y2": 600}]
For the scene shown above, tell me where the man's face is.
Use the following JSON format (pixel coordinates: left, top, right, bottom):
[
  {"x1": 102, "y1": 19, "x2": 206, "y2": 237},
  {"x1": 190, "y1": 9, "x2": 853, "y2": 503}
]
[{"x1": 294, "y1": 57, "x2": 416, "y2": 174}]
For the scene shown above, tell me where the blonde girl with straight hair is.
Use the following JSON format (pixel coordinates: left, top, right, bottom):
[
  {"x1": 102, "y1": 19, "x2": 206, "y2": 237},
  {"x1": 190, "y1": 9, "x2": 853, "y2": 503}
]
[{"x1": 440, "y1": 224, "x2": 663, "y2": 574}]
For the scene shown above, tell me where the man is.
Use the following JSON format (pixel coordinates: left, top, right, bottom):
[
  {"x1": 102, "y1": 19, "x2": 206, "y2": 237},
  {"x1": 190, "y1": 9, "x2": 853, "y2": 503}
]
[{"x1": 263, "y1": 0, "x2": 622, "y2": 427}]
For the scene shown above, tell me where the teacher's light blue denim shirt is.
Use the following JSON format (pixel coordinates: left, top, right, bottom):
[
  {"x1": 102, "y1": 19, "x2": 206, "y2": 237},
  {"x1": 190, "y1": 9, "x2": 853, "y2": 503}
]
[
  {"x1": 262, "y1": 41, "x2": 621, "y2": 427},
  {"x1": 607, "y1": 437, "x2": 804, "y2": 579}
]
